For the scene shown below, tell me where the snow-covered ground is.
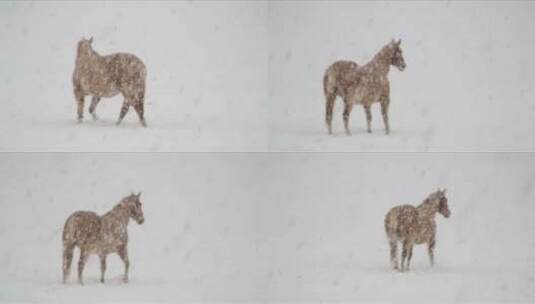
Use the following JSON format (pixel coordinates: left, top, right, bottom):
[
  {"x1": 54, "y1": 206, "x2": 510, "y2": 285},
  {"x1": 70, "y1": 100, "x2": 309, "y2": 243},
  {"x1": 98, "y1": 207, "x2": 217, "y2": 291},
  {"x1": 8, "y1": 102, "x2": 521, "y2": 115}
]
[
  {"x1": 0, "y1": 1, "x2": 268, "y2": 152},
  {"x1": 268, "y1": 1, "x2": 535, "y2": 151},
  {"x1": 1, "y1": 153, "x2": 534, "y2": 302}
]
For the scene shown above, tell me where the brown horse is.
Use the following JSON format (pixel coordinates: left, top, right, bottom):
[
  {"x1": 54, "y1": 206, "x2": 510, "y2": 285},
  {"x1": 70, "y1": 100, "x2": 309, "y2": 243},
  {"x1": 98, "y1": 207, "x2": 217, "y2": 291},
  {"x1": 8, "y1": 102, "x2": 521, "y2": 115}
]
[
  {"x1": 384, "y1": 189, "x2": 450, "y2": 272},
  {"x1": 72, "y1": 37, "x2": 148, "y2": 127},
  {"x1": 62, "y1": 193, "x2": 145, "y2": 284},
  {"x1": 324, "y1": 39, "x2": 406, "y2": 135}
]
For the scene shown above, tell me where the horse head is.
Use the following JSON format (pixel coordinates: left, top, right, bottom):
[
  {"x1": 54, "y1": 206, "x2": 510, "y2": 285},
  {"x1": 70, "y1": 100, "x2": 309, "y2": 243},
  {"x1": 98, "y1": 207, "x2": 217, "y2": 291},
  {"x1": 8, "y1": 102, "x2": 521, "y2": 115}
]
[
  {"x1": 435, "y1": 188, "x2": 450, "y2": 218},
  {"x1": 390, "y1": 39, "x2": 406, "y2": 71},
  {"x1": 121, "y1": 192, "x2": 145, "y2": 224},
  {"x1": 77, "y1": 37, "x2": 94, "y2": 57}
]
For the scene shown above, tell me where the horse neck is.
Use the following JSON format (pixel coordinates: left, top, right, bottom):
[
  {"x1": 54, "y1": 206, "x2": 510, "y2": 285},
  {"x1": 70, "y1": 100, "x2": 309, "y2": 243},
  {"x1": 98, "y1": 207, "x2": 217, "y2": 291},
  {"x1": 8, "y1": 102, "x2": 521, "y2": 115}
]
[
  {"x1": 416, "y1": 199, "x2": 438, "y2": 220},
  {"x1": 102, "y1": 204, "x2": 130, "y2": 227},
  {"x1": 363, "y1": 46, "x2": 392, "y2": 76}
]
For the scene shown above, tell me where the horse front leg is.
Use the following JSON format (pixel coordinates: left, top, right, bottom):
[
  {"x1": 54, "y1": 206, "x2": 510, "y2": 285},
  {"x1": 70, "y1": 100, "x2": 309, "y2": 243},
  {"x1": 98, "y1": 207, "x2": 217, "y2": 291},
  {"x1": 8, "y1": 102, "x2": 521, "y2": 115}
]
[
  {"x1": 364, "y1": 105, "x2": 372, "y2": 133},
  {"x1": 99, "y1": 254, "x2": 107, "y2": 283},
  {"x1": 118, "y1": 245, "x2": 130, "y2": 283},
  {"x1": 380, "y1": 100, "x2": 390, "y2": 135},
  {"x1": 343, "y1": 100, "x2": 354, "y2": 135},
  {"x1": 75, "y1": 89, "x2": 85, "y2": 123},
  {"x1": 89, "y1": 96, "x2": 101, "y2": 121},
  {"x1": 428, "y1": 239, "x2": 436, "y2": 267}
]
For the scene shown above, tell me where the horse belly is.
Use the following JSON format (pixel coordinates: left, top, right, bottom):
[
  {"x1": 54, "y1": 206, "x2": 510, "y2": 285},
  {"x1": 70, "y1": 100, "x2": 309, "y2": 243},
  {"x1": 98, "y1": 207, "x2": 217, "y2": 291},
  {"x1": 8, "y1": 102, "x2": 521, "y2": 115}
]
[
  {"x1": 351, "y1": 88, "x2": 380, "y2": 106},
  {"x1": 100, "y1": 86, "x2": 121, "y2": 98},
  {"x1": 79, "y1": 74, "x2": 121, "y2": 98}
]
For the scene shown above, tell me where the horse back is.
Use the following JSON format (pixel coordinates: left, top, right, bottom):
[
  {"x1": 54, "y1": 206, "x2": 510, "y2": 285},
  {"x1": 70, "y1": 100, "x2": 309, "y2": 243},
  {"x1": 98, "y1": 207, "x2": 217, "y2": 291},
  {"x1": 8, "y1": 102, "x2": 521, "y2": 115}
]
[
  {"x1": 105, "y1": 53, "x2": 146, "y2": 80},
  {"x1": 63, "y1": 211, "x2": 101, "y2": 248}
]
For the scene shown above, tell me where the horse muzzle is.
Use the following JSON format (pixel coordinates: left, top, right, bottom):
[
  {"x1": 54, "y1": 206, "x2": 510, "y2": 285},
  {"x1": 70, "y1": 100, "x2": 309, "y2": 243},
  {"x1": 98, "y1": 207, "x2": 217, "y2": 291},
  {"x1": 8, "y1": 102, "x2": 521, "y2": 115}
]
[{"x1": 136, "y1": 217, "x2": 145, "y2": 224}]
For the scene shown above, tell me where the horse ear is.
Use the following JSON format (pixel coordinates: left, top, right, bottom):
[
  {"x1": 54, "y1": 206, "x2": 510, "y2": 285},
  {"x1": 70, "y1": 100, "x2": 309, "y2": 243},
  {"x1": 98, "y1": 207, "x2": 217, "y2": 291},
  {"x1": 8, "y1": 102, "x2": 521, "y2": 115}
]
[
  {"x1": 89, "y1": 37, "x2": 93, "y2": 44},
  {"x1": 137, "y1": 192, "x2": 141, "y2": 198},
  {"x1": 397, "y1": 39, "x2": 402, "y2": 46}
]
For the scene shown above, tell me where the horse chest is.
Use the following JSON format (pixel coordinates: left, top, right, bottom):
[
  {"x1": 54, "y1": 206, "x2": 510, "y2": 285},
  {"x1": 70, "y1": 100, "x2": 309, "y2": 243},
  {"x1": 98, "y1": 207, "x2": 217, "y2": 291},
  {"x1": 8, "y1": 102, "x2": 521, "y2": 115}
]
[
  {"x1": 350, "y1": 86, "x2": 381, "y2": 105},
  {"x1": 414, "y1": 220, "x2": 436, "y2": 244},
  {"x1": 97, "y1": 224, "x2": 128, "y2": 251}
]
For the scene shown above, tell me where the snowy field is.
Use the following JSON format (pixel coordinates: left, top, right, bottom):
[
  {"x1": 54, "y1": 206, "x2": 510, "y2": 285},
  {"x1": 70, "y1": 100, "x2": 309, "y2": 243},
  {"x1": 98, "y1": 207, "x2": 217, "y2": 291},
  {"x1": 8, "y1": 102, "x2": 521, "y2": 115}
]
[
  {"x1": 268, "y1": 1, "x2": 535, "y2": 151},
  {"x1": 1, "y1": 153, "x2": 534, "y2": 302},
  {"x1": 0, "y1": 1, "x2": 268, "y2": 152}
]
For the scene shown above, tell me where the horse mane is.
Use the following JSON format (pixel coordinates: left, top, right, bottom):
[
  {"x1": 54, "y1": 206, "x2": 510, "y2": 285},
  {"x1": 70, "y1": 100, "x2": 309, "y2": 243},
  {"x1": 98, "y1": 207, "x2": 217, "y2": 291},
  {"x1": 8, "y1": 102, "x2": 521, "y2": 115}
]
[
  {"x1": 362, "y1": 41, "x2": 396, "y2": 73},
  {"x1": 371, "y1": 42, "x2": 396, "y2": 63},
  {"x1": 416, "y1": 191, "x2": 441, "y2": 217},
  {"x1": 101, "y1": 197, "x2": 130, "y2": 217}
]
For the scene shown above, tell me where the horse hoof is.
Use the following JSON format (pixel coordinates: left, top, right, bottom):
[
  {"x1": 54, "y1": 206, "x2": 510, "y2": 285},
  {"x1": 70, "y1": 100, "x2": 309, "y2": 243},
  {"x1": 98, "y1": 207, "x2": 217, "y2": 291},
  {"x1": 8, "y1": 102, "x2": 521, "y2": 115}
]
[
  {"x1": 140, "y1": 120, "x2": 147, "y2": 128},
  {"x1": 123, "y1": 277, "x2": 129, "y2": 283},
  {"x1": 77, "y1": 118, "x2": 83, "y2": 124},
  {"x1": 91, "y1": 114, "x2": 99, "y2": 121}
]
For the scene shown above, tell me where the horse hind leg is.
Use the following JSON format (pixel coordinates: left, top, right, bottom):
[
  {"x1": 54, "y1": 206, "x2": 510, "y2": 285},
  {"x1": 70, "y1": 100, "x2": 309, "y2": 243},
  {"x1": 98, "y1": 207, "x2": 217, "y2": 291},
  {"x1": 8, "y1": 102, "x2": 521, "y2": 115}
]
[
  {"x1": 407, "y1": 244, "x2": 414, "y2": 271},
  {"x1": 133, "y1": 102, "x2": 147, "y2": 128},
  {"x1": 89, "y1": 96, "x2": 101, "y2": 121},
  {"x1": 389, "y1": 239, "x2": 399, "y2": 270},
  {"x1": 364, "y1": 105, "x2": 372, "y2": 133},
  {"x1": 401, "y1": 240, "x2": 411, "y2": 272},
  {"x1": 99, "y1": 254, "x2": 107, "y2": 283},
  {"x1": 116, "y1": 100, "x2": 130, "y2": 126},
  {"x1": 343, "y1": 100, "x2": 354, "y2": 135},
  {"x1": 62, "y1": 243, "x2": 75, "y2": 283},
  {"x1": 124, "y1": 89, "x2": 147, "y2": 127},
  {"x1": 77, "y1": 249, "x2": 89, "y2": 285}
]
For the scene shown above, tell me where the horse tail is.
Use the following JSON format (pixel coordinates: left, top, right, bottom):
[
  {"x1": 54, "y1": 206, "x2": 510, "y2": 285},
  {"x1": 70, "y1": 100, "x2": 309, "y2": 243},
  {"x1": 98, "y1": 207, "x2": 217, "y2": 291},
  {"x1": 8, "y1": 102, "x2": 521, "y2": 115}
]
[
  {"x1": 62, "y1": 214, "x2": 77, "y2": 246},
  {"x1": 137, "y1": 65, "x2": 146, "y2": 105},
  {"x1": 323, "y1": 66, "x2": 337, "y2": 97},
  {"x1": 384, "y1": 209, "x2": 398, "y2": 241},
  {"x1": 62, "y1": 215, "x2": 77, "y2": 283},
  {"x1": 324, "y1": 69, "x2": 336, "y2": 128}
]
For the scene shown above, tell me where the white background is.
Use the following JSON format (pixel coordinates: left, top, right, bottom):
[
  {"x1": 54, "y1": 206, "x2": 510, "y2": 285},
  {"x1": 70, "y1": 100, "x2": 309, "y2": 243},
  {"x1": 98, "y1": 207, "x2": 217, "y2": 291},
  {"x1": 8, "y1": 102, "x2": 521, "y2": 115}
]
[{"x1": 1, "y1": 153, "x2": 534, "y2": 302}]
